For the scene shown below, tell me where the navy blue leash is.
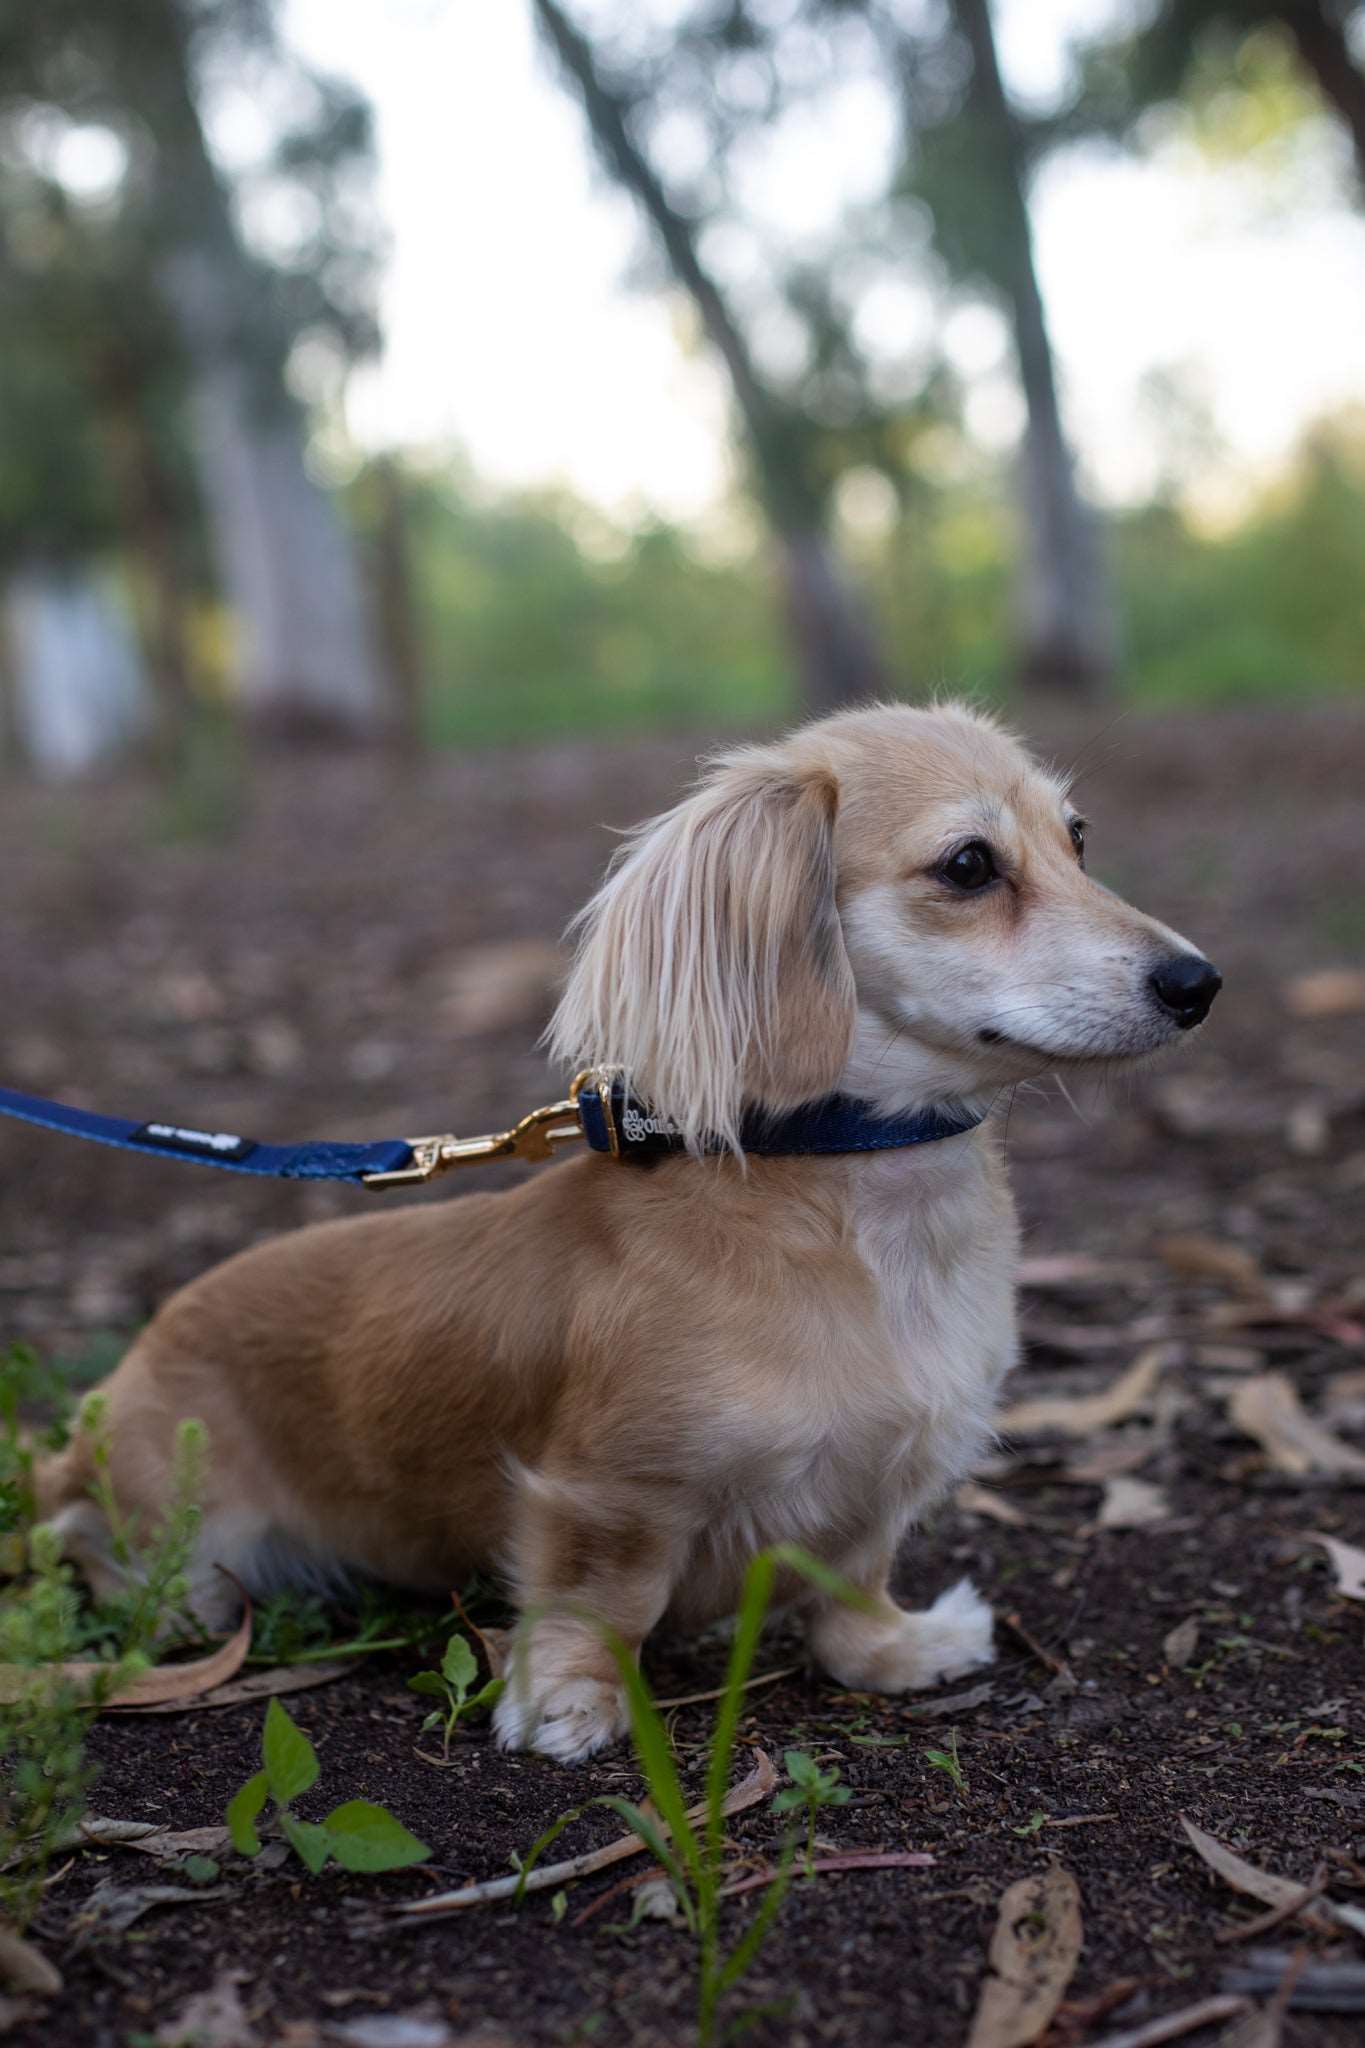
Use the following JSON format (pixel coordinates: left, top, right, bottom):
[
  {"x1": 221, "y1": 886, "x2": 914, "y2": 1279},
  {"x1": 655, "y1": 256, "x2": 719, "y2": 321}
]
[
  {"x1": 0, "y1": 1083, "x2": 414, "y2": 1184},
  {"x1": 0, "y1": 1069, "x2": 985, "y2": 1191}
]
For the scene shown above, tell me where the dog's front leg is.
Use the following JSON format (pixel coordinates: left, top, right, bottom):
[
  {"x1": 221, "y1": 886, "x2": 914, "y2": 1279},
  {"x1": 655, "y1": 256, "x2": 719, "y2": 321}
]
[
  {"x1": 493, "y1": 1467, "x2": 686, "y2": 1764},
  {"x1": 806, "y1": 1541, "x2": 995, "y2": 1695}
]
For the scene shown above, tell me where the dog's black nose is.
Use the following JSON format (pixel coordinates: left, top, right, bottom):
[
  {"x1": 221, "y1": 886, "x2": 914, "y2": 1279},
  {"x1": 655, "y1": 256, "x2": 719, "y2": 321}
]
[{"x1": 1150, "y1": 954, "x2": 1222, "y2": 1029}]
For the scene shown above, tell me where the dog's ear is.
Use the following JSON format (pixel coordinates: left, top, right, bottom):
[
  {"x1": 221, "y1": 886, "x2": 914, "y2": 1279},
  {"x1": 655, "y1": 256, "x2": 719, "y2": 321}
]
[{"x1": 549, "y1": 747, "x2": 856, "y2": 1153}]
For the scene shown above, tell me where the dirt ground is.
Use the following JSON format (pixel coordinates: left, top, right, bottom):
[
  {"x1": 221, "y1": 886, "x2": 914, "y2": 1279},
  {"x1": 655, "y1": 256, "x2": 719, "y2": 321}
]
[{"x1": 1, "y1": 701, "x2": 1363, "y2": 2048}]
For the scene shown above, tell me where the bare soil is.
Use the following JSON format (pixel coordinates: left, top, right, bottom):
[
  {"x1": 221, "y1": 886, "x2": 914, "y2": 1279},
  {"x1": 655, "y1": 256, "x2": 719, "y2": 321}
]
[{"x1": 1, "y1": 702, "x2": 1363, "y2": 2048}]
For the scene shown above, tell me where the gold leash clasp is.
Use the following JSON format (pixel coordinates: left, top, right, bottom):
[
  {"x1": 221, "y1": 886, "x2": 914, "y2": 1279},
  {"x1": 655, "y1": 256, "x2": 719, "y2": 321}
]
[{"x1": 362, "y1": 1095, "x2": 585, "y2": 1190}]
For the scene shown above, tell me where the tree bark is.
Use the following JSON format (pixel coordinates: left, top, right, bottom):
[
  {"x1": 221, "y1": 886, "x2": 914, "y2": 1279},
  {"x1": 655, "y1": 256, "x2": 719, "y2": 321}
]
[
  {"x1": 1276, "y1": 2, "x2": 1365, "y2": 192},
  {"x1": 5, "y1": 561, "x2": 151, "y2": 778},
  {"x1": 533, "y1": 0, "x2": 891, "y2": 712},
  {"x1": 950, "y1": 0, "x2": 1116, "y2": 697},
  {"x1": 776, "y1": 528, "x2": 889, "y2": 714},
  {"x1": 92, "y1": 343, "x2": 196, "y2": 766},
  {"x1": 129, "y1": 1, "x2": 386, "y2": 738}
]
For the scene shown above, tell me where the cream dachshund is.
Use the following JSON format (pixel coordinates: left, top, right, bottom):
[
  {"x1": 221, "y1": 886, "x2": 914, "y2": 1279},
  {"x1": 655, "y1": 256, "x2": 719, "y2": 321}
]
[{"x1": 40, "y1": 704, "x2": 1220, "y2": 1761}]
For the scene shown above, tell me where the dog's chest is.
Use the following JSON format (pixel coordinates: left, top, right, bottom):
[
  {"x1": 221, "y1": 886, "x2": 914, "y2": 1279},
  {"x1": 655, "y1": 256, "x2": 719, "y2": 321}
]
[{"x1": 703, "y1": 1144, "x2": 1019, "y2": 1570}]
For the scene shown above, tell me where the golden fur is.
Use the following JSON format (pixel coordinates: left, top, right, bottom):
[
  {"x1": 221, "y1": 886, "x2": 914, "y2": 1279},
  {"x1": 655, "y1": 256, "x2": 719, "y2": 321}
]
[{"x1": 39, "y1": 704, "x2": 1218, "y2": 1761}]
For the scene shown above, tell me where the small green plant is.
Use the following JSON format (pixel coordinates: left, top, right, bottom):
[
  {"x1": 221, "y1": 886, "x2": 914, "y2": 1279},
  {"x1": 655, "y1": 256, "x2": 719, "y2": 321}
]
[
  {"x1": 0, "y1": 1524, "x2": 143, "y2": 1932},
  {"x1": 0, "y1": 1343, "x2": 74, "y2": 1556},
  {"x1": 79, "y1": 1396, "x2": 207, "y2": 1660},
  {"x1": 408, "y1": 1631, "x2": 503, "y2": 1757},
  {"x1": 924, "y1": 1728, "x2": 968, "y2": 1795},
  {"x1": 772, "y1": 1748, "x2": 852, "y2": 1874},
  {"x1": 226, "y1": 1696, "x2": 431, "y2": 1875},
  {"x1": 515, "y1": 1544, "x2": 865, "y2": 2047}
]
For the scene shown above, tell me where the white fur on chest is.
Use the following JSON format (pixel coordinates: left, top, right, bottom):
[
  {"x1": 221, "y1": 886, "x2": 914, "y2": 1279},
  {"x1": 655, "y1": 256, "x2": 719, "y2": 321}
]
[
  {"x1": 686, "y1": 1132, "x2": 1019, "y2": 1607},
  {"x1": 849, "y1": 1136, "x2": 1018, "y2": 1498}
]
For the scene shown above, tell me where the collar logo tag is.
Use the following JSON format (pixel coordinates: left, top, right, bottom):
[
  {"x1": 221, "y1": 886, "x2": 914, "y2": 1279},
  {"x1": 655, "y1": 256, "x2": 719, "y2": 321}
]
[{"x1": 620, "y1": 1105, "x2": 683, "y2": 1146}]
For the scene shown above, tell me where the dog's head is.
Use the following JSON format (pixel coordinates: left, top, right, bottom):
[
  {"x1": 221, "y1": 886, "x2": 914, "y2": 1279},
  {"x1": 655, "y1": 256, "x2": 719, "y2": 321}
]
[{"x1": 551, "y1": 703, "x2": 1220, "y2": 1150}]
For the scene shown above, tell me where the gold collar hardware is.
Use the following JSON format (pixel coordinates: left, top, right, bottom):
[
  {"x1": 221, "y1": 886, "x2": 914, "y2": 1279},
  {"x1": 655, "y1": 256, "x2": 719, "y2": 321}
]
[{"x1": 362, "y1": 1095, "x2": 586, "y2": 1190}]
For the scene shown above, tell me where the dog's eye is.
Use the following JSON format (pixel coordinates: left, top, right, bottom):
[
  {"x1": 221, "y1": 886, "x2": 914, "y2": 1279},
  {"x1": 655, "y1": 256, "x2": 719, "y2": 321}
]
[
  {"x1": 1069, "y1": 818, "x2": 1087, "y2": 867},
  {"x1": 939, "y1": 840, "x2": 997, "y2": 891}
]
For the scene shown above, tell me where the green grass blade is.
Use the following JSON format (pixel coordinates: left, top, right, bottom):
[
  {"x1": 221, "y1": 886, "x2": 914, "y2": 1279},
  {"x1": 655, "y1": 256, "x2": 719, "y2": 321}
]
[
  {"x1": 704, "y1": 1550, "x2": 774, "y2": 1872},
  {"x1": 511, "y1": 1804, "x2": 586, "y2": 1904},
  {"x1": 716, "y1": 1835, "x2": 798, "y2": 1996},
  {"x1": 594, "y1": 1796, "x2": 697, "y2": 1933},
  {"x1": 603, "y1": 1626, "x2": 705, "y2": 1895}
]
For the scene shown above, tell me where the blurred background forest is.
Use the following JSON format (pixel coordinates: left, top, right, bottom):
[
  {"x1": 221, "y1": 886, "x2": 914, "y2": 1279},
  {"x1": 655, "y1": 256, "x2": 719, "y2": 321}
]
[{"x1": 1, "y1": 0, "x2": 1363, "y2": 775}]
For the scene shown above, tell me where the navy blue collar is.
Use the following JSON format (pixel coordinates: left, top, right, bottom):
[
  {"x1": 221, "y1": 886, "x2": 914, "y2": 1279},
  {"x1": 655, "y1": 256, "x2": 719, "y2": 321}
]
[
  {"x1": 0, "y1": 1073, "x2": 985, "y2": 1190},
  {"x1": 574, "y1": 1074, "x2": 985, "y2": 1163}
]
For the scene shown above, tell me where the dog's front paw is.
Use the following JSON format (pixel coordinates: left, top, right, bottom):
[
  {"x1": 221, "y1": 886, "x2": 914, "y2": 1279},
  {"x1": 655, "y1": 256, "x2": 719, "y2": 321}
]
[{"x1": 493, "y1": 1673, "x2": 629, "y2": 1764}]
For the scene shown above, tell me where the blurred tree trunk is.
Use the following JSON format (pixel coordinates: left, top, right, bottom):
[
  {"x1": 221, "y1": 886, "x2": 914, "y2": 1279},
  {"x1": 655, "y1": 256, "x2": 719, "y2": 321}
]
[
  {"x1": 533, "y1": 0, "x2": 890, "y2": 713},
  {"x1": 1274, "y1": 2, "x2": 1365, "y2": 190},
  {"x1": 93, "y1": 343, "x2": 196, "y2": 765},
  {"x1": 949, "y1": 0, "x2": 1115, "y2": 697},
  {"x1": 5, "y1": 561, "x2": 151, "y2": 778},
  {"x1": 130, "y1": 0, "x2": 385, "y2": 738}
]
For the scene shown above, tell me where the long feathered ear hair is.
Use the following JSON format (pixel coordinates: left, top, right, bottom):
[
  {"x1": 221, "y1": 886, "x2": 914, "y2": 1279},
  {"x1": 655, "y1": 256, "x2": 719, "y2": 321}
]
[{"x1": 548, "y1": 742, "x2": 857, "y2": 1154}]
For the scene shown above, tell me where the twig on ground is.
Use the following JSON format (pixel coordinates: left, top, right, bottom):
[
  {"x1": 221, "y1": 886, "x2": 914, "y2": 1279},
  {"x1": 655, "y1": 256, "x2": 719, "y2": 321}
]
[
  {"x1": 1002, "y1": 1609, "x2": 1074, "y2": 1684},
  {"x1": 381, "y1": 1748, "x2": 776, "y2": 1921},
  {"x1": 654, "y1": 1665, "x2": 802, "y2": 1710}
]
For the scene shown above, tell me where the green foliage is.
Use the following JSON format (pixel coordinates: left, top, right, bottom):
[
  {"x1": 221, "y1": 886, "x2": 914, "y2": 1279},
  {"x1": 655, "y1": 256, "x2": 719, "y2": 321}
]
[
  {"x1": 226, "y1": 1697, "x2": 430, "y2": 1876},
  {"x1": 381, "y1": 463, "x2": 790, "y2": 747},
  {"x1": 80, "y1": 1398, "x2": 206, "y2": 1661},
  {"x1": 0, "y1": 1523, "x2": 143, "y2": 1933},
  {"x1": 248, "y1": 1583, "x2": 476, "y2": 1669},
  {"x1": 772, "y1": 1748, "x2": 852, "y2": 1874},
  {"x1": 514, "y1": 1544, "x2": 861, "y2": 2047},
  {"x1": 924, "y1": 1728, "x2": 968, "y2": 1796},
  {"x1": 408, "y1": 1631, "x2": 503, "y2": 1759},
  {"x1": 0, "y1": 1343, "x2": 72, "y2": 1551},
  {"x1": 0, "y1": 1342, "x2": 218, "y2": 1934}
]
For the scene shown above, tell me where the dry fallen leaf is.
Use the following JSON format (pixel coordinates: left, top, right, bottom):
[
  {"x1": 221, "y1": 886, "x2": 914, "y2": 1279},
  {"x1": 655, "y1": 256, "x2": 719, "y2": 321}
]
[
  {"x1": 1179, "y1": 1817, "x2": 1330, "y2": 1936},
  {"x1": 1303, "y1": 1531, "x2": 1365, "y2": 1602},
  {"x1": 955, "y1": 1483, "x2": 1029, "y2": 1527},
  {"x1": 79, "y1": 1819, "x2": 231, "y2": 1865},
  {"x1": 0, "y1": 1601, "x2": 252, "y2": 1711},
  {"x1": 1225, "y1": 1374, "x2": 1365, "y2": 1479},
  {"x1": 1284, "y1": 968, "x2": 1365, "y2": 1019},
  {"x1": 1097, "y1": 1477, "x2": 1172, "y2": 1529},
  {"x1": 1163, "y1": 1617, "x2": 1200, "y2": 1668},
  {"x1": 1157, "y1": 1235, "x2": 1269, "y2": 1303},
  {"x1": 1016, "y1": 1256, "x2": 1149, "y2": 1291},
  {"x1": 0, "y1": 1921, "x2": 61, "y2": 1997},
  {"x1": 965, "y1": 1865, "x2": 1083, "y2": 2048},
  {"x1": 155, "y1": 1970, "x2": 258, "y2": 2048},
  {"x1": 74, "y1": 1878, "x2": 234, "y2": 1945},
  {"x1": 116, "y1": 1659, "x2": 350, "y2": 1716},
  {"x1": 1065, "y1": 1431, "x2": 1163, "y2": 1483},
  {"x1": 999, "y1": 1347, "x2": 1171, "y2": 1439}
]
